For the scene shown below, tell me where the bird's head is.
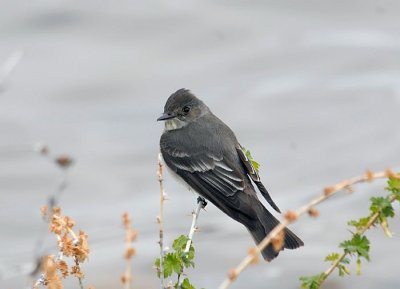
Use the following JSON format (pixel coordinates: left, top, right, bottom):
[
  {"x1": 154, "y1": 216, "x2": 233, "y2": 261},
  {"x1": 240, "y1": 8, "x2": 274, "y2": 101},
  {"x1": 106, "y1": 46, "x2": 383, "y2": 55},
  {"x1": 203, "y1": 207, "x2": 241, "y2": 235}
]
[{"x1": 157, "y1": 89, "x2": 209, "y2": 130}]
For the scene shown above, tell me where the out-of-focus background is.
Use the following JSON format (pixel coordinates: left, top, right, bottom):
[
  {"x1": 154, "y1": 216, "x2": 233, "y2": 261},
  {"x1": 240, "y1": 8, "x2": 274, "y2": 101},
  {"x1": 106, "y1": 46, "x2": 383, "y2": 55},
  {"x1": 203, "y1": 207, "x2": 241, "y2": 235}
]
[{"x1": 1, "y1": 1, "x2": 400, "y2": 288}]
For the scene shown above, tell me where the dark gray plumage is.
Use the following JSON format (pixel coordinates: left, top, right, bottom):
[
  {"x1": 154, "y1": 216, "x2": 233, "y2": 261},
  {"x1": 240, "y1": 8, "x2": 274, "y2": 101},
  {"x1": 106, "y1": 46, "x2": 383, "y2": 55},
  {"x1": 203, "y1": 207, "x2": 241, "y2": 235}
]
[{"x1": 158, "y1": 88, "x2": 303, "y2": 261}]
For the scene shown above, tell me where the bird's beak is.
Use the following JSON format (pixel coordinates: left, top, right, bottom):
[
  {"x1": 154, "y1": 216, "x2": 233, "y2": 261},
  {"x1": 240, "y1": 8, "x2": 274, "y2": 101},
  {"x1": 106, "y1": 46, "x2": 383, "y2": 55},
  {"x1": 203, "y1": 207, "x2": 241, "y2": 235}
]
[{"x1": 157, "y1": 112, "x2": 175, "y2": 121}]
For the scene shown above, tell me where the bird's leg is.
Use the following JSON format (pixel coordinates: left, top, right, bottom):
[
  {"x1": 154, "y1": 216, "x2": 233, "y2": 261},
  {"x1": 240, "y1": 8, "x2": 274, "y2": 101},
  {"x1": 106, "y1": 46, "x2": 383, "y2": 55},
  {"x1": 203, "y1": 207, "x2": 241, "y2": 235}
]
[{"x1": 197, "y1": 196, "x2": 207, "y2": 209}]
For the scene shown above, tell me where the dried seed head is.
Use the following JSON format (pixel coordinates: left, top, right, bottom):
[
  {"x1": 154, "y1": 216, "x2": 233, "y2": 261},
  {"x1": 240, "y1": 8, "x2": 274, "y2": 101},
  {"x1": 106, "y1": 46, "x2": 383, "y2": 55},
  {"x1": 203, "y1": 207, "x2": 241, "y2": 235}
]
[
  {"x1": 385, "y1": 169, "x2": 397, "y2": 178},
  {"x1": 228, "y1": 269, "x2": 238, "y2": 281},
  {"x1": 42, "y1": 256, "x2": 62, "y2": 289},
  {"x1": 247, "y1": 247, "x2": 260, "y2": 264},
  {"x1": 366, "y1": 170, "x2": 375, "y2": 181},
  {"x1": 271, "y1": 230, "x2": 285, "y2": 252},
  {"x1": 57, "y1": 260, "x2": 69, "y2": 278},
  {"x1": 324, "y1": 186, "x2": 335, "y2": 196},
  {"x1": 40, "y1": 205, "x2": 48, "y2": 216},
  {"x1": 121, "y1": 274, "x2": 130, "y2": 284},
  {"x1": 52, "y1": 207, "x2": 61, "y2": 216},
  {"x1": 71, "y1": 265, "x2": 84, "y2": 279},
  {"x1": 284, "y1": 210, "x2": 298, "y2": 222},
  {"x1": 308, "y1": 207, "x2": 320, "y2": 218},
  {"x1": 125, "y1": 247, "x2": 136, "y2": 259},
  {"x1": 122, "y1": 212, "x2": 131, "y2": 228},
  {"x1": 55, "y1": 155, "x2": 73, "y2": 168}
]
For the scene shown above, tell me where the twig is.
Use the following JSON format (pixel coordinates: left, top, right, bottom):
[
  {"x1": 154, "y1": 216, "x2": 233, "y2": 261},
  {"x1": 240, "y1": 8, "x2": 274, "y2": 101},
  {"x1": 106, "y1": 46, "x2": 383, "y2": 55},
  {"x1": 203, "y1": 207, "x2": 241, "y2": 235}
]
[
  {"x1": 177, "y1": 197, "x2": 207, "y2": 288},
  {"x1": 16, "y1": 144, "x2": 74, "y2": 287},
  {"x1": 31, "y1": 150, "x2": 73, "y2": 281},
  {"x1": 0, "y1": 143, "x2": 73, "y2": 284},
  {"x1": 157, "y1": 153, "x2": 166, "y2": 289},
  {"x1": 0, "y1": 49, "x2": 23, "y2": 89},
  {"x1": 218, "y1": 169, "x2": 400, "y2": 289},
  {"x1": 184, "y1": 197, "x2": 207, "y2": 253},
  {"x1": 121, "y1": 212, "x2": 137, "y2": 289}
]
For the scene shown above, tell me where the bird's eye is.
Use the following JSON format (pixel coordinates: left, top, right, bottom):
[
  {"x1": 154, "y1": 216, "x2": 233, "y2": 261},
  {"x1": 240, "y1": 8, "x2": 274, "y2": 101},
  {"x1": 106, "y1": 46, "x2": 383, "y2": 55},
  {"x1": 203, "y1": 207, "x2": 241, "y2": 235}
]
[{"x1": 182, "y1": 106, "x2": 191, "y2": 113}]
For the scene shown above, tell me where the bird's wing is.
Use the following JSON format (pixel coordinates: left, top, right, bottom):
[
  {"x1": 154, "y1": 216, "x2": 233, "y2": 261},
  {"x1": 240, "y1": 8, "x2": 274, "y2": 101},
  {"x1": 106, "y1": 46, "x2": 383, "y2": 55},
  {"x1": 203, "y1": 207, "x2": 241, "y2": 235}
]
[
  {"x1": 160, "y1": 135, "x2": 263, "y2": 218},
  {"x1": 236, "y1": 144, "x2": 281, "y2": 213},
  {"x1": 162, "y1": 145, "x2": 245, "y2": 196}
]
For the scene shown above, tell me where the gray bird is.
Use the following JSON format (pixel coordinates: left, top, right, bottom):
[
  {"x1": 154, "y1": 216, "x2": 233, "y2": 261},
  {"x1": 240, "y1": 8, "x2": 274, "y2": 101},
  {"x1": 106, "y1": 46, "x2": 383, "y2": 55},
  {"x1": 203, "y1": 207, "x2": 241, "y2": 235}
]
[{"x1": 158, "y1": 89, "x2": 303, "y2": 261}]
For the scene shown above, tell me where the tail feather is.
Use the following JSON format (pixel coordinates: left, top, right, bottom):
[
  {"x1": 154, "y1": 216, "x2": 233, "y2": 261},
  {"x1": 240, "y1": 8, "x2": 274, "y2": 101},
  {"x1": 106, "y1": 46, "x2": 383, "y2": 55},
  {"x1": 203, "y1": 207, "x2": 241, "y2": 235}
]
[{"x1": 249, "y1": 203, "x2": 304, "y2": 261}]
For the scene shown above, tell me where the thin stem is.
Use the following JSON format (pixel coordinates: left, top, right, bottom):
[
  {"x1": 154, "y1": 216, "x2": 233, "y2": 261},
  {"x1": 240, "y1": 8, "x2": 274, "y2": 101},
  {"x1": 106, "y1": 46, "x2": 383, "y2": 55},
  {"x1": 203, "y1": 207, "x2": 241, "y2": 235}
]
[
  {"x1": 184, "y1": 197, "x2": 207, "y2": 253},
  {"x1": 177, "y1": 197, "x2": 207, "y2": 289},
  {"x1": 157, "y1": 153, "x2": 165, "y2": 289},
  {"x1": 0, "y1": 49, "x2": 23, "y2": 88},
  {"x1": 218, "y1": 169, "x2": 399, "y2": 289}
]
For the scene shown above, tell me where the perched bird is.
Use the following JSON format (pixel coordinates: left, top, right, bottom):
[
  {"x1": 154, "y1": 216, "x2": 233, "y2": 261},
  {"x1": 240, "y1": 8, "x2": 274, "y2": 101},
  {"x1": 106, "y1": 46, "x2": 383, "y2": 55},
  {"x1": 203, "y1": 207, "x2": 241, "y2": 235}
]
[{"x1": 158, "y1": 89, "x2": 303, "y2": 261}]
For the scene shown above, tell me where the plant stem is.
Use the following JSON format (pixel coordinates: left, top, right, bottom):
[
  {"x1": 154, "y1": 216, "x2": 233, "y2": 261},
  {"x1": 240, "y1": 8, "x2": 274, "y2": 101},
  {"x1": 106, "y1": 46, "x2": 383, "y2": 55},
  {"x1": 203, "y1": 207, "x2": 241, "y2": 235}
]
[
  {"x1": 218, "y1": 170, "x2": 399, "y2": 289},
  {"x1": 184, "y1": 197, "x2": 207, "y2": 253},
  {"x1": 322, "y1": 194, "x2": 397, "y2": 284},
  {"x1": 158, "y1": 153, "x2": 165, "y2": 289}
]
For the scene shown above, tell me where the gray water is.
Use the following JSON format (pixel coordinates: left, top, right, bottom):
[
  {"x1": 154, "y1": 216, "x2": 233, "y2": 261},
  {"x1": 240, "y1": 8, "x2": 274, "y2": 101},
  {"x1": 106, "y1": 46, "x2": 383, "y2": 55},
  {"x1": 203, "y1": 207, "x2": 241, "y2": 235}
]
[{"x1": 1, "y1": 1, "x2": 400, "y2": 288}]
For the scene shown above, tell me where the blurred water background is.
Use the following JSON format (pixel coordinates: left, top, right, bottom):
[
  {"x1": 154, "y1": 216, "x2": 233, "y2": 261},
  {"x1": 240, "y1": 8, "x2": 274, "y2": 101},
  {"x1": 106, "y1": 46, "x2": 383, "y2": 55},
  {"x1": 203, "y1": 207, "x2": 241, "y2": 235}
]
[{"x1": 1, "y1": 1, "x2": 400, "y2": 288}]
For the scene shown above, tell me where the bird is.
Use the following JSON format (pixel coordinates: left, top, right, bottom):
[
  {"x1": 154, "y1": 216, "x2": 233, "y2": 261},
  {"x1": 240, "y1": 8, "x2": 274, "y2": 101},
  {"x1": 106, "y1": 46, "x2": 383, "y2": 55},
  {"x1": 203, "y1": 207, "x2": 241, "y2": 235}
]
[{"x1": 157, "y1": 88, "x2": 303, "y2": 261}]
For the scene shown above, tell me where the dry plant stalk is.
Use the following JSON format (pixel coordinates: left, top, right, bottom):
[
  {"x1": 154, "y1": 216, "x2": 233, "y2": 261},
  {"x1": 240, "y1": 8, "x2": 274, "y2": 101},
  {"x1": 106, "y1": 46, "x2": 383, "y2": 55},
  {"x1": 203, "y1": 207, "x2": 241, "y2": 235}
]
[
  {"x1": 157, "y1": 153, "x2": 166, "y2": 289},
  {"x1": 32, "y1": 145, "x2": 74, "y2": 280},
  {"x1": 34, "y1": 207, "x2": 90, "y2": 289},
  {"x1": 218, "y1": 169, "x2": 400, "y2": 289},
  {"x1": 0, "y1": 143, "x2": 76, "y2": 282},
  {"x1": 121, "y1": 212, "x2": 138, "y2": 289}
]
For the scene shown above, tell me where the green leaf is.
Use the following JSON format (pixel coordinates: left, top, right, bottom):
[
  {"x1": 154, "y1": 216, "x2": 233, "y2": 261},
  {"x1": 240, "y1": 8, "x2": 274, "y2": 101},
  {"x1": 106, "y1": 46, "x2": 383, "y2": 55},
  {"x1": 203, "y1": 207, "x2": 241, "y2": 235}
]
[
  {"x1": 172, "y1": 235, "x2": 189, "y2": 252},
  {"x1": 181, "y1": 278, "x2": 196, "y2": 289},
  {"x1": 299, "y1": 273, "x2": 326, "y2": 289},
  {"x1": 182, "y1": 245, "x2": 195, "y2": 268},
  {"x1": 339, "y1": 234, "x2": 370, "y2": 261},
  {"x1": 242, "y1": 147, "x2": 261, "y2": 173},
  {"x1": 164, "y1": 253, "x2": 182, "y2": 278},
  {"x1": 325, "y1": 253, "x2": 340, "y2": 262},
  {"x1": 348, "y1": 217, "x2": 370, "y2": 229},
  {"x1": 387, "y1": 176, "x2": 400, "y2": 201},
  {"x1": 387, "y1": 176, "x2": 400, "y2": 194},
  {"x1": 370, "y1": 197, "x2": 394, "y2": 218}
]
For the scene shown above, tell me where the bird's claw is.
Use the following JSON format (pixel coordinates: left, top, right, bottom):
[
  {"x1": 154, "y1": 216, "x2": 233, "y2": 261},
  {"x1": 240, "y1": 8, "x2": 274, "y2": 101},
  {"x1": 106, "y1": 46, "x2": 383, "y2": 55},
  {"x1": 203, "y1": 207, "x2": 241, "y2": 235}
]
[{"x1": 197, "y1": 196, "x2": 207, "y2": 209}]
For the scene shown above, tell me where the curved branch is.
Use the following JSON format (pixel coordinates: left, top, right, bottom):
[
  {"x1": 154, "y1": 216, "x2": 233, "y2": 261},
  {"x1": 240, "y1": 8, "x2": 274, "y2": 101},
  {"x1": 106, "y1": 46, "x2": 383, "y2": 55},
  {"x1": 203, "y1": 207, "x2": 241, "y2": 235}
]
[{"x1": 218, "y1": 169, "x2": 400, "y2": 289}]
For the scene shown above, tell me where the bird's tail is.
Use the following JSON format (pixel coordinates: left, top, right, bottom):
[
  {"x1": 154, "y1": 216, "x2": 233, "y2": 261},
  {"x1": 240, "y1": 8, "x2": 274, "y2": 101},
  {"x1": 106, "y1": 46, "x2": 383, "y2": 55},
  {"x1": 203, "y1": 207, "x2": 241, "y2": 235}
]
[{"x1": 248, "y1": 203, "x2": 304, "y2": 261}]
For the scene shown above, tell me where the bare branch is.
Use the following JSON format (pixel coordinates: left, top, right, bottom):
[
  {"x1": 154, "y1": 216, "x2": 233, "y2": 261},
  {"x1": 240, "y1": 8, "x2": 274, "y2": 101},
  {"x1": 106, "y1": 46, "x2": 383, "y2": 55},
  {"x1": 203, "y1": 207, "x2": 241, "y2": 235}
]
[
  {"x1": 121, "y1": 212, "x2": 137, "y2": 289},
  {"x1": 184, "y1": 197, "x2": 207, "y2": 253},
  {"x1": 157, "y1": 153, "x2": 166, "y2": 289},
  {"x1": 0, "y1": 49, "x2": 23, "y2": 89}
]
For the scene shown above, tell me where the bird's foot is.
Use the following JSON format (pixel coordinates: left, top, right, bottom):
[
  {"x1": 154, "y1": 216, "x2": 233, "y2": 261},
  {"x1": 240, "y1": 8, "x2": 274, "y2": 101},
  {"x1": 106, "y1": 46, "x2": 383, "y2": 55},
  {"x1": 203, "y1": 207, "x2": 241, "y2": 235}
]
[{"x1": 197, "y1": 196, "x2": 207, "y2": 209}]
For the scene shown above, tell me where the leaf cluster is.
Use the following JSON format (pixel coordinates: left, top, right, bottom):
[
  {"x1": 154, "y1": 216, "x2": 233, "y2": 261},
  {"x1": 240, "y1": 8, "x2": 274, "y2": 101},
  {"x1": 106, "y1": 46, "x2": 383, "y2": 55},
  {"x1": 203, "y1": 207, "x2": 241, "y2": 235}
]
[
  {"x1": 155, "y1": 235, "x2": 198, "y2": 289},
  {"x1": 300, "y1": 176, "x2": 400, "y2": 289}
]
